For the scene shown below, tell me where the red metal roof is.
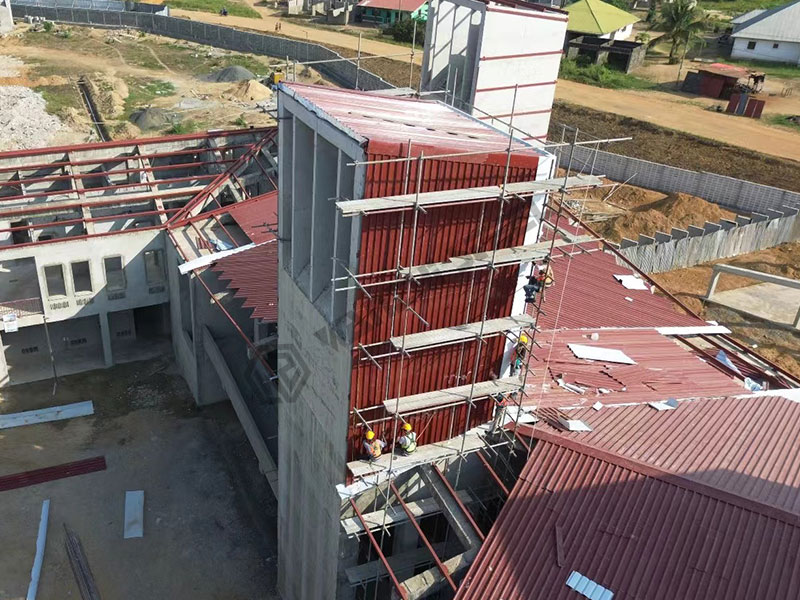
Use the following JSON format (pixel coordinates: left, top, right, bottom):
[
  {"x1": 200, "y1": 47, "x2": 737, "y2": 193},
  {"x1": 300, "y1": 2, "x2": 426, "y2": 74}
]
[
  {"x1": 699, "y1": 62, "x2": 750, "y2": 79},
  {"x1": 456, "y1": 428, "x2": 800, "y2": 600},
  {"x1": 529, "y1": 248, "x2": 704, "y2": 330},
  {"x1": 281, "y1": 83, "x2": 544, "y2": 163},
  {"x1": 211, "y1": 192, "x2": 279, "y2": 322},
  {"x1": 527, "y1": 394, "x2": 800, "y2": 516},
  {"x1": 356, "y1": 0, "x2": 426, "y2": 11},
  {"x1": 524, "y1": 328, "x2": 743, "y2": 408}
]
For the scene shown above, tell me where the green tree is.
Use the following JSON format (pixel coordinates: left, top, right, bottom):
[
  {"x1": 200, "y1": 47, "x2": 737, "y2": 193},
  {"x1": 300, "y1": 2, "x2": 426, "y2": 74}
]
[{"x1": 654, "y1": 0, "x2": 709, "y2": 64}]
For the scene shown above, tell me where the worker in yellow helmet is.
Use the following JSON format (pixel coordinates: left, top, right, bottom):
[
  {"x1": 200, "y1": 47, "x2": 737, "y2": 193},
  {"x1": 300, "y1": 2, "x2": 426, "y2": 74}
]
[
  {"x1": 363, "y1": 430, "x2": 386, "y2": 462},
  {"x1": 513, "y1": 333, "x2": 530, "y2": 375},
  {"x1": 397, "y1": 422, "x2": 417, "y2": 456}
]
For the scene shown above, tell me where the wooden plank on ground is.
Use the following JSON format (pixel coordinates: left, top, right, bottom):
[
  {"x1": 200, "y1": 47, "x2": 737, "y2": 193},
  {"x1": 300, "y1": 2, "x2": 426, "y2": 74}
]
[
  {"x1": 123, "y1": 490, "x2": 144, "y2": 539},
  {"x1": 0, "y1": 401, "x2": 94, "y2": 430}
]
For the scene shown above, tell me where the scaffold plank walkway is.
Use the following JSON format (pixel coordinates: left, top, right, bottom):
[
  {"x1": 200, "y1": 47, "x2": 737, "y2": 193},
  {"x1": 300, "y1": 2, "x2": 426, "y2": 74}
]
[
  {"x1": 389, "y1": 315, "x2": 535, "y2": 351},
  {"x1": 384, "y1": 377, "x2": 520, "y2": 414}
]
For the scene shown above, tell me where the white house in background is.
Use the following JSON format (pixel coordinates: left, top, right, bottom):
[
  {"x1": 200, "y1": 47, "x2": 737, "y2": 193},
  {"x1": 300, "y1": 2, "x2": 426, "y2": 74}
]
[{"x1": 731, "y1": 0, "x2": 800, "y2": 64}]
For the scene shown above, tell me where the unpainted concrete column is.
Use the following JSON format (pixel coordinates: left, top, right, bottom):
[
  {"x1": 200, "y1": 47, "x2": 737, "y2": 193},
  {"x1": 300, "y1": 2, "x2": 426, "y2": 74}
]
[
  {"x1": 0, "y1": 331, "x2": 8, "y2": 387},
  {"x1": 99, "y1": 312, "x2": 113, "y2": 367},
  {"x1": 0, "y1": 0, "x2": 12, "y2": 35}
]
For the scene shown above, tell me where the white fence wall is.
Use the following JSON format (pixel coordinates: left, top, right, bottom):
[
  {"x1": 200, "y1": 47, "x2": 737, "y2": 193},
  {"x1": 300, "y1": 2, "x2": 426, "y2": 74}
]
[{"x1": 563, "y1": 145, "x2": 800, "y2": 214}]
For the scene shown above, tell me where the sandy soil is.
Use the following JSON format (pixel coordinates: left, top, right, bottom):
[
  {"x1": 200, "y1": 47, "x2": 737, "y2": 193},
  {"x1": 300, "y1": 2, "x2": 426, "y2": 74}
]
[
  {"x1": 555, "y1": 79, "x2": 800, "y2": 162},
  {"x1": 0, "y1": 357, "x2": 279, "y2": 600},
  {"x1": 167, "y1": 1, "x2": 421, "y2": 64}
]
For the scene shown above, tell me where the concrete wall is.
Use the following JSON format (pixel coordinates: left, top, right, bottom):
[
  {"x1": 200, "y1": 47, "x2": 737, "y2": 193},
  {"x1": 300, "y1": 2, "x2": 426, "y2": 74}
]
[
  {"x1": 617, "y1": 207, "x2": 800, "y2": 274},
  {"x1": 12, "y1": 0, "x2": 395, "y2": 91},
  {"x1": 277, "y1": 270, "x2": 353, "y2": 600},
  {"x1": 561, "y1": 145, "x2": 800, "y2": 214},
  {"x1": 0, "y1": 0, "x2": 12, "y2": 34},
  {"x1": 731, "y1": 36, "x2": 800, "y2": 64}
]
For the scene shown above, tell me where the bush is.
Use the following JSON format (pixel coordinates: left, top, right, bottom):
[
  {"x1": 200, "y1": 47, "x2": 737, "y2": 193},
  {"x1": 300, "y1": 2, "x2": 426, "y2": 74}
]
[
  {"x1": 559, "y1": 59, "x2": 656, "y2": 90},
  {"x1": 43, "y1": 20, "x2": 54, "y2": 32},
  {"x1": 384, "y1": 18, "x2": 425, "y2": 45}
]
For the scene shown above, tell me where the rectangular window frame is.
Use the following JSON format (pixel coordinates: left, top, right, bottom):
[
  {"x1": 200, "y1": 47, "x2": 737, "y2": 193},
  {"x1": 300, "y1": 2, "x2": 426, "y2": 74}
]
[
  {"x1": 70, "y1": 260, "x2": 93, "y2": 294},
  {"x1": 144, "y1": 249, "x2": 166, "y2": 285},
  {"x1": 103, "y1": 255, "x2": 126, "y2": 292},
  {"x1": 747, "y1": 41, "x2": 757, "y2": 50},
  {"x1": 43, "y1": 264, "x2": 67, "y2": 298}
]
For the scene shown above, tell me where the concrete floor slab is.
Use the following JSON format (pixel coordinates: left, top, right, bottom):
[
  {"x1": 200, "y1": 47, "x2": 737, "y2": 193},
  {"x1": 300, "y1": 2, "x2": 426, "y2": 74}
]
[
  {"x1": 710, "y1": 283, "x2": 800, "y2": 329},
  {"x1": 0, "y1": 357, "x2": 279, "y2": 600}
]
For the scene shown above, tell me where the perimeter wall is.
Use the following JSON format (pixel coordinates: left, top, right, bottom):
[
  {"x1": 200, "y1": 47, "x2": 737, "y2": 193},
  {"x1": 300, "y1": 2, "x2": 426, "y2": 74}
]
[
  {"x1": 563, "y1": 145, "x2": 800, "y2": 214},
  {"x1": 11, "y1": 0, "x2": 395, "y2": 91}
]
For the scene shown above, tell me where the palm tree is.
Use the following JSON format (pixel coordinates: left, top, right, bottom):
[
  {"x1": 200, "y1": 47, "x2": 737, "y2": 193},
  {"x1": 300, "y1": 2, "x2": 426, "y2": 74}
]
[{"x1": 655, "y1": 0, "x2": 709, "y2": 64}]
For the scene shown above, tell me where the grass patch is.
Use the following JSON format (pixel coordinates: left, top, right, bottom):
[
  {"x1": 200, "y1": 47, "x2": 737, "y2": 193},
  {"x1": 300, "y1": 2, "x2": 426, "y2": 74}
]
[
  {"x1": 768, "y1": 114, "x2": 800, "y2": 132},
  {"x1": 123, "y1": 79, "x2": 176, "y2": 119},
  {"x1": 725, "y1": 58, "x2": 800, "y2": 80},
  {"x1": 697, "y1": 0, "x2": 786, "y2": 15},
  {"x1": 166, "y1": 119, "x2": 206, "y2": 134},
  {"x1": 35, "y1": 84, "x2": 83, "y2": 117},
  {"x1": 165, "y1": 0, "x2": 261, "y2": 18},
  {"x1": 559, "y1": 59, "x2": 656, "y2": 90}
]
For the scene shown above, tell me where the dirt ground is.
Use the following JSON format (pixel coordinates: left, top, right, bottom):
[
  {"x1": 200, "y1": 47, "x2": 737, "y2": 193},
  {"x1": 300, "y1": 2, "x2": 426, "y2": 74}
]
[
  {"x1": 650, "y1": 242, "x2": 800, "y2": 379},
  {"x1": 554, "y1": 80, "x2": 800, "y2": 163},
  {"x1": 551, "y1": 102, "x2": 800, "y2": 192},
  {"x1": 0, "y1": 357, "x2": 279, "y2": 600}
]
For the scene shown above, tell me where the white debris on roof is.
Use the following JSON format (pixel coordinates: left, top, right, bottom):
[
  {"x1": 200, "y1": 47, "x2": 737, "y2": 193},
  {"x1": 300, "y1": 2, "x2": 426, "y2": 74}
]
[{"x1": 568, "y1": 344, "x2": 637, "y2": 365}]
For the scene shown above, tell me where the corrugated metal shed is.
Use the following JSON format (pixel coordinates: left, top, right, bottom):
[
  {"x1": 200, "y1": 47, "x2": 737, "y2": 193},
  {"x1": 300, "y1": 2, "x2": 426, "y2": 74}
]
[
  {"x1": 528, "y1": 394, "x2": 800, "y2": 516},
  {"x1": 529, "y1": 249, "x2": 704, "y2": 330},
  {"x1": 524, "y1": 328, "x2": 742, "y2": 408},
  {"x1": 456, "y1": 428, "x2": 800, "y2": 600}
]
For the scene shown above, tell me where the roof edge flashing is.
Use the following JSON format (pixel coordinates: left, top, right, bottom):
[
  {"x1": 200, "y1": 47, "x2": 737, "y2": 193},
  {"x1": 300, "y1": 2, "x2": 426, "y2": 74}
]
[{"x1": 279, "y1": 83, "x2": 368, "y2": 147}]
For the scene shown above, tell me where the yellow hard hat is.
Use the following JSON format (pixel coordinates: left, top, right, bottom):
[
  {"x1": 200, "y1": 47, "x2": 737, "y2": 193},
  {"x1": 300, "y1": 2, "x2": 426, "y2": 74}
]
[
  {"x1": 520, "y1": 334, "x2": 529, "y2": 344},
  {"x1": 403, "y1": 423, "x2": 412, "y2": 432},
  {"x1": 366, "y1": 430, "x2": 375, "y2": 440}
]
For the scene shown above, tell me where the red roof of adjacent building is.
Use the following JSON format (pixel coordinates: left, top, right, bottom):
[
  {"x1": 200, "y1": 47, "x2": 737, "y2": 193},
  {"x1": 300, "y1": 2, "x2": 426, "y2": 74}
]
[
  {"x1": 524, "y1": 328, "x2": 743, "y2": 408},
  {"x1": 356, "y1": 0, "x2": 426, "y2": 12},
  {"x1": 527, "y1": 394, "x2": 800, "y2": 516},
  {"x1": 211, "y1": 192, "x2": 279, "y2": 322},
  {"x1": 530, "y1": 248, "x2": 704, "y2": 330},
  {"x1": 456, "y1": 428, "x2": 800, "y2": 600}
]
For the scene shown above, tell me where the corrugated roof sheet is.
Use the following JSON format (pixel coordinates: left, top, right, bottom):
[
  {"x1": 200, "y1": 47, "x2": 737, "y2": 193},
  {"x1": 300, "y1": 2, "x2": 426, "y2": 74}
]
[
  {"x1": 456, "y1": 428, "x2": 800, "y2": 600},
  {"x1": 529, "y1": 394, "x2": 800, "y2": 516},
  {"x1": 523, "y1": 328, "x2": 743, "y2": 408},
  {"x1": 529, "y1": 249, "x2": 704, "y2": 330},
  {"x1": 211, "y1": 192, "x2": 279, "y2": 321},
  {"x1": 280, "y1": 83, "x2": 546, "y2": 160},
  {"x1": 732, "y1": 0, "x2": 800, "y2": 42}
]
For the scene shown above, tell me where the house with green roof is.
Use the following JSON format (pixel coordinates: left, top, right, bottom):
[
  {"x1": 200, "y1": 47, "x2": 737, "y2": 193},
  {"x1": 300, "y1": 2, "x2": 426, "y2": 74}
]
[{"x1": 566, "y1": 0, "x2": 639, "y2": 41}]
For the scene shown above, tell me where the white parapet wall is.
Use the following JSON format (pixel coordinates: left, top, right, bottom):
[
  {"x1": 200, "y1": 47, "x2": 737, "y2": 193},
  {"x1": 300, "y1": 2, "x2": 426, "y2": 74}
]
[{"x1": 422, "y1": 0, "x2": 568, "y2": 143}]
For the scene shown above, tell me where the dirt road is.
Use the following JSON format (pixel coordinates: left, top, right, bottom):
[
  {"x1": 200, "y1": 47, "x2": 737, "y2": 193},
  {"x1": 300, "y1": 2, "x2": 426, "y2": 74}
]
[
  {"x1": 169, "y1": 4, "x2": 422, "y2": 64},
  {"x1": 555, "y1": 79, "x2": 800, "y2": 162}
]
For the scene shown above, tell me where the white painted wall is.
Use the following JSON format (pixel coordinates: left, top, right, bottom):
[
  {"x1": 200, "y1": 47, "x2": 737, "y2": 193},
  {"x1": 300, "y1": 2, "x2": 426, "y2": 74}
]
[
  {"x1": 731, "y1": 36, "x2": 800, "y2": 64},
  {"x1": 0, "y1": 0, "x2": 12, "y2": 35},
  {"x1": 0, "y1": 230, "x2": 169, "y2": 329}
]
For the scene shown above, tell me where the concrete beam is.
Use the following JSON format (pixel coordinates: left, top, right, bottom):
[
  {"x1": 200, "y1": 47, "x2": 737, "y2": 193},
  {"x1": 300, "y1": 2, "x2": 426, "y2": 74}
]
[
  {"x1": 419, "y1": 465, "x2": 482, "y2": 550},
  {"x1": 711, "y1": 263, "x2": 800, "y2": 290},
  {"x1": 346, "y1": 543, "x2": 447, "y2": 585},
  {"x1": 394, "y1": 548, "x2": 479, "y2": 600}
]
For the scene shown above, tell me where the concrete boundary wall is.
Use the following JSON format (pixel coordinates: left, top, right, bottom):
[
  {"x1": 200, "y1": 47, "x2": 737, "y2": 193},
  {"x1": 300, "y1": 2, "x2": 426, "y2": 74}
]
[
  {"x1": 562, "y1": 145, "x2": 800, "y2": 214},
  {"x1": 616, "y1": 206, "x2": 800, "y2": 273},
  {"x1": 11, "y1": 0, "x2": 395, "y2": 91}
]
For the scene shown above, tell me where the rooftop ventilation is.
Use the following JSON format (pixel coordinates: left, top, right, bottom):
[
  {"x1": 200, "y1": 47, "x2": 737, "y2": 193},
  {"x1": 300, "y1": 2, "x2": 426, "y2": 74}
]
[
  {"x1": 566, "y1": 571, "x2": 614, "y2": 600},
  {"x1": 558, "y1": 416, "x2": 592, "y2": 432},
  {"x1": 648, "y1": 398, "x2": 679, "y2": 411}
]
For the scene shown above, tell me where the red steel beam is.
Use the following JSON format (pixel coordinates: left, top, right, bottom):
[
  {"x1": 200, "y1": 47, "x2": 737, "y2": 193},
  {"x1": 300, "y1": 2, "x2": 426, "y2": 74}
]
[
  {"x1": 431, "y1": 464, "x2": 485, "y2": 542},
  {"x1": 0, "y1": 127, "x2": 274, "y2": 161},
  {"x1": 475, "y1": 451, "x2": 509, "y2": 496},
  {"x1": 0, "y1": 208, "x2": 181, "y2": 233},
  {"x1": 349, "y1": 498, "x2": 409, "y2": 600},
  {"x1": 0, "y1": 456, "x2": 106, "y2": 492},
  {"x1": 0, "y1": 173, "x2": 219, "y2": 204},
  {"x1": 0, "y1": 158, "x2": 238, "y2": 188},
  {"x1": 388, "y1": 480, "x2": 458, "y2": 592},
  {"x1": 0, "y1": 223, "x2": 165, "y2": 252}
]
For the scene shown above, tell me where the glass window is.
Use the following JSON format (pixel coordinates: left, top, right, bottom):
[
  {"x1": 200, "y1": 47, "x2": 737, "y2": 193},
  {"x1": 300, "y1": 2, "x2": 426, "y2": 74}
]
[
  {"x1": 44, "y1": 264, "x2": 66, "y2": 297},
  {"x1": 71, "y1": 261, "x2": 92, "y2": 293},
  {"x1": 104, "y1": 256, "x2": 126, "y2": 291},
  {"x1": 773, "y1": 43, "x2": 779, "y2": 49},
  {"x1": 747, "y1": 41, "x2": 757, "y2": 50},
  {"x1": 144, "y1": 250, "x2": 165, "y2": 284}
]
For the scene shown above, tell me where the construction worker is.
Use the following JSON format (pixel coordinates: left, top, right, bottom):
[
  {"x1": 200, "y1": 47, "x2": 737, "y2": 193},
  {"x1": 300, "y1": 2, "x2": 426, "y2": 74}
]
[
  {"x1": 538, "y1": 257, "x2": 555, "y2": 290},
  {"x1": 397, "y1": 423, "x2": 417, "y2": 456},
  {"x1": 512, "y1": 333, "x2": 529, "y2": 375},
  {"x1": 363, "y1": 430, "x2": 385, "y2": 462}
]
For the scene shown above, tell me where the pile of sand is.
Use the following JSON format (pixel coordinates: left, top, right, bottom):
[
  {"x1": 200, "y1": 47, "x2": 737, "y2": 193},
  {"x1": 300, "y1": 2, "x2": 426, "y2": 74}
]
[
  {"x1": 598, "y1": 192, "x2": 738, "y2": 242},
  {"x1": 227, "y1": 79, "x2": 272, "y2": 102},
  {"x1": 205, "y1": 65, "x2": 256, "y2": 83}
]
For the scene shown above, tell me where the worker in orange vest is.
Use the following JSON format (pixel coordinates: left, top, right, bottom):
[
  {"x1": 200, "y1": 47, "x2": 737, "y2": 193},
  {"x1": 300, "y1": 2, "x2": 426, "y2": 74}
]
[
  {"x1": 363, "y1": 430, "x2": 386, "y2": 462},
  {"x1": 512, "y1": 333, "x2": 529, "y2": 375}
]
